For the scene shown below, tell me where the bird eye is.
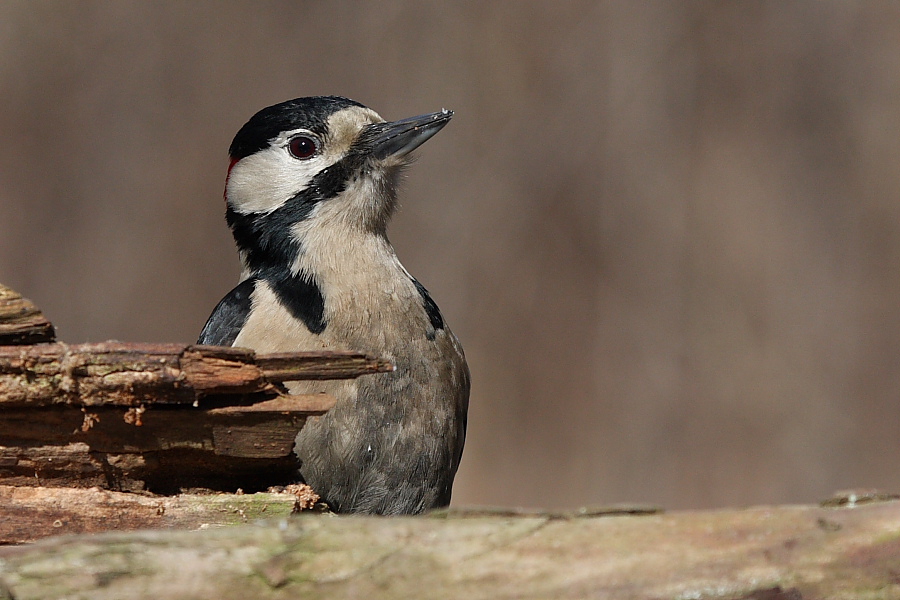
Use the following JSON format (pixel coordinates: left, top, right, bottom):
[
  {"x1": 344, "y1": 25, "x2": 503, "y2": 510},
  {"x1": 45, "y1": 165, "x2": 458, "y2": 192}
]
[{"x1": 288, "y1": 136, "x2": 318, "y2": 159}]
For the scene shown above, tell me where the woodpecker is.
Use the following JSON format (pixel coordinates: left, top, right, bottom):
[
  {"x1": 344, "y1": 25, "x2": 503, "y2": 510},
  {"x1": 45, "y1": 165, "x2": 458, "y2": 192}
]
[{"x1": 198, "y1": 96, "x2": 469, "y2": 515}]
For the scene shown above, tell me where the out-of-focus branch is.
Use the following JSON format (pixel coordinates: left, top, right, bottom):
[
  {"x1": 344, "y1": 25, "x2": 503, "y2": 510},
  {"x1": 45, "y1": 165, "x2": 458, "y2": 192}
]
[{"x1": 0, "y1": 284, "x2": 55, "y2": 345}]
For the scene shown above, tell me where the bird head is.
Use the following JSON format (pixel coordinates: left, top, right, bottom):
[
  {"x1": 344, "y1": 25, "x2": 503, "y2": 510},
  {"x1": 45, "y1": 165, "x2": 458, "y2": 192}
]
[{"x1": 223, "y1": 97, "x2": 452, "y2": 275}]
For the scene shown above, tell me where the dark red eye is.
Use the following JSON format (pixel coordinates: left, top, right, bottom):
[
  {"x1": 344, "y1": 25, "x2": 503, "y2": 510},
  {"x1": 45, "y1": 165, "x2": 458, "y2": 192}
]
[{"x1": 288, "y1": 136, "x2": 317, "y2": 159}]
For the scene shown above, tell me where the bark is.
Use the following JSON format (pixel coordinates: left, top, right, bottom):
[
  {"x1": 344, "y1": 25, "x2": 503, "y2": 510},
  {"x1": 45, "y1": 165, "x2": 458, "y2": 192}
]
[
  {"x1": 0, "y1": 342, "x2": 376, "y2": 493},
  {"x1": 1, "y1": 500, "x2": 899, "y2": 600}
]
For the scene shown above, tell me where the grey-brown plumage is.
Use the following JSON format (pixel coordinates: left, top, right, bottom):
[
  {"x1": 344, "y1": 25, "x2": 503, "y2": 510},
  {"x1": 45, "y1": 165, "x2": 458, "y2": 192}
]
[{"x1": 199, "y1": 97, "x2": 469, "y2": 514}]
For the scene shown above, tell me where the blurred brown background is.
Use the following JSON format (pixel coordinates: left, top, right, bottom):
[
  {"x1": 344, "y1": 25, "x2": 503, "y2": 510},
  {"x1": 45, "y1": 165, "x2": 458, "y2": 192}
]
[{"x1": 1, "y1": 2, "x2": 898, "y2": 510}]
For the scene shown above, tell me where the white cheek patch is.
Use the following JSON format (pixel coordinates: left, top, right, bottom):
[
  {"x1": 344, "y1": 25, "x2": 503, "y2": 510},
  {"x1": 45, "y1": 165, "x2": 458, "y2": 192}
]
[
  {"x1": 227, "y1": 140, "x2": 330, "y2": 215},
  {"x1": 225, "y1": 111, "x2": 382, "y2": 217}
]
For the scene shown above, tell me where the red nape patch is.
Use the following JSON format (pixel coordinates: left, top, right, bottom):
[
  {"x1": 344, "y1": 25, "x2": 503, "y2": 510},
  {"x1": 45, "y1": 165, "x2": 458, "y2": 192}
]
[{"x1": 224, "y1": 157, "x2": 240, "y2": 200}]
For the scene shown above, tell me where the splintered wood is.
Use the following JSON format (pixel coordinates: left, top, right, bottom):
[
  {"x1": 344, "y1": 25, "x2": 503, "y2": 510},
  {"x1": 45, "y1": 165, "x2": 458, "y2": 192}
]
[
  {"x1": 0, "y1": 342, "x2": 391, "y2": 406},
  {"x1": 0, "y1": 283, "x2": 393, "y2": 503}
]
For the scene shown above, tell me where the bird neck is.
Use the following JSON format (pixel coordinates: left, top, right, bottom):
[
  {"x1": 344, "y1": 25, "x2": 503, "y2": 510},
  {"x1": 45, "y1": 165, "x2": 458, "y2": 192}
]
[{"x1": 290, "y1": 222, "x2": 402, "y2": 285}]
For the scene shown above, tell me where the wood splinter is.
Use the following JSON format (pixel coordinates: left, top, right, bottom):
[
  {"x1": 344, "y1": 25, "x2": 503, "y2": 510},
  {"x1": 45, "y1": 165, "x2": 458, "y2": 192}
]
[{"x1": 0, "y1": 342, "x2": 394, "y2": 407}]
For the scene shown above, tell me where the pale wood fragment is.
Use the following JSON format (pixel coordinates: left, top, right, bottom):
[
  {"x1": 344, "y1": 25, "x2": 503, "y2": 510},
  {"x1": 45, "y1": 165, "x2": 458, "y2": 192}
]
[{"x1": 0, "y1": 485, "x2": 307, "y2": 544}]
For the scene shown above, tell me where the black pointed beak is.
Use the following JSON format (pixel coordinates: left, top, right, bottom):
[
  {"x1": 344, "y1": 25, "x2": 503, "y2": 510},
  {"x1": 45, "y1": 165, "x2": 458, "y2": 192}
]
[{"x1": 368, "y1": 109, "x2": 453, "y2": 159}]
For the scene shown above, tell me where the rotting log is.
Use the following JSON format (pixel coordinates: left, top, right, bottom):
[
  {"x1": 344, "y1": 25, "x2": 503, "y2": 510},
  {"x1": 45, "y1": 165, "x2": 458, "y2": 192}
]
[
  {"x1": 1, "y1": 500, "x2": 899, "y2": 600},
  {"x1": 0, "y1": 336, "x2": 393, "y2": 492},
  {"x1": 0, "y1": 342, "x2": 396, "y2": 493},
  {"x1": 0, "y1": 283, "x2": 401, "y2": 514}
]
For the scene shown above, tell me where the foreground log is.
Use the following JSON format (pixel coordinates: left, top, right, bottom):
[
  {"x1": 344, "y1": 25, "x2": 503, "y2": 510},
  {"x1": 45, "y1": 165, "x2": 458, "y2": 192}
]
[{"x1": 1, "y1": 500, "x2": 898, "y2": 599}]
